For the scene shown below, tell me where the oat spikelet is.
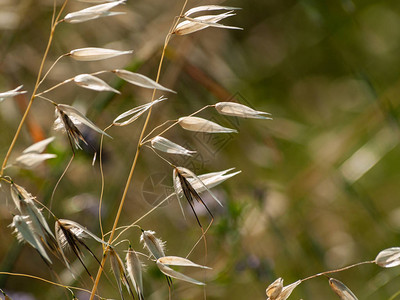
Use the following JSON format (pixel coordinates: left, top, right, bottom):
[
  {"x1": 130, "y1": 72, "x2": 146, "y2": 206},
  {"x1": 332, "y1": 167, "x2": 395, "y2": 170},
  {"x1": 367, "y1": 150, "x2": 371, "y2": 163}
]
[
  {"x1": 109, "y1": 248, "x2": 133, "y2": 300},
  {"x1": 329, "y1": 278, "x2": 358, "y2": 300},
  {"x1": 140, "y1": 230, "x2": 166, "y2": 260},
  {"x1": 126, "y1": 245, "x2": 144, "y2": 300}
]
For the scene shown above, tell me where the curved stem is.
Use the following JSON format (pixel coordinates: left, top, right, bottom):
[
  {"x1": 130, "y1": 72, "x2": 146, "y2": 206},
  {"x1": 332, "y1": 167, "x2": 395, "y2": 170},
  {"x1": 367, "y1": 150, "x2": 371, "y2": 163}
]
[
  {"x1": 0, "y1": 0, "x2": 69, "y2": 176},
  {"x1": 300, "y1": 260, "x2": 375, "y2": 283}
]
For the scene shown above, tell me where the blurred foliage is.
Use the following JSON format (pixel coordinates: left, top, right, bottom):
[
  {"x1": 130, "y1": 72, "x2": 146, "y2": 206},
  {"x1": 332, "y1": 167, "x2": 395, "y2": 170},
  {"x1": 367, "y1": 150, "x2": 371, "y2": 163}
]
[{"x1": 1, "y1": 0, "x2": 400, "y2": 299}]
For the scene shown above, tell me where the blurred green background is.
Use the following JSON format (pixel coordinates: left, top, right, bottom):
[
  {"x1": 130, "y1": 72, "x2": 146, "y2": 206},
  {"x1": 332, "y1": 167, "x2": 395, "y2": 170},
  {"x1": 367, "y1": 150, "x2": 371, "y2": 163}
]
[{"x1": 1, "y1": 0, "x2": 400, "y2": 299}]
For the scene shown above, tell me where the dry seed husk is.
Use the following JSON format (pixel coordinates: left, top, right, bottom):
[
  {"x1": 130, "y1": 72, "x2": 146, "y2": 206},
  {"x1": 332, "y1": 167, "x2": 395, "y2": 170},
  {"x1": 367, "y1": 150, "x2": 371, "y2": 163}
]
[
  {"x1": 178, "y1": 116, "x2": 237, "y2": 133},
  {"x1": 0, "y1": 85, "x2": 27, "y2": 102},
  {"x1": 65, "y1": 0, "x2": 126, "y2": 23},
  {"x1": 113, "y1": 69, "x2": 176, "y2": 93},
  {"x1": 126, "y1": 246, "x2": 144, "y2": 300},
  {"x1": 11, "y1": 215, "x2": 52, "y2": 264},
  {"x1": 184, "y1": 5, "x2": 240, "y2": 17},
  {"x1": 74, "y1": 74, "x2": 120, "y2": 93},
  {"x1": 113, "y1": 96, "x2": 167, "y2": 126},
  {"x1": 109, "y1": 248, "x2": 133, "y2": 299},
  {"x1": 22, "y1": 137, "x2": 55, "y2": 154},
  {"x1": 215, "y1": 102, "x2": 272, "y2": 119},
  {"x1": 140, "y1": 230, "x2": 166, "y2": 259},
  {"x1": 69, "y1": 47, "x2": 133, "y2": 61},
  {"x1": 266, "y1": 277, "x2": 283, "y2": 299},
  {"x1": 276, "y1": 280, "x2": 301, "y2": 300},
  {"x1": 174, "y1": 12, "x2": 241, "y2": 35},
  {"x1": 329, "y1": 278, "x2": 358, "y2": 300},
  {"x1": 156, "y1": 257, "x2": 208, "y2": 286},
  {"x1": 375, "y1": 247, "x2": 400, "y2": 268},
  {"x1": 151, "y1": 136, "x2": 196, "y2": 156},
  {"x1": 15, "y1": 153, "x2": 56, "y2": 169}
]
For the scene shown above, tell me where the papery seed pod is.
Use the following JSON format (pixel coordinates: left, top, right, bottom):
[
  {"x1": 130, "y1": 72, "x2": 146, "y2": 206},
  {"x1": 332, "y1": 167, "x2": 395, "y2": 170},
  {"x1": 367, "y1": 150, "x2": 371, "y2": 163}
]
[
  {"x1": 183, "y1": 5, "x2": 240, "y2": 17},
  {"x1": 68, "y1": 47, "x2": 133, "y2": 61},
  {"x1": 174, "y1": 12, "x2": 242, "y2": 35},
  {"x1": 178, "y1": 116, "x2": 237, "y2": 133},
  {"x1": 276, "y1": 280, "x2": 301, "y2": 300},
  {"x1": 266, "y1": 278, "x2": 283, "y2": 299},
  {"x1": 140, "y1": 230, "x2": 166, "y2": 259},
  {"x1": 113, "y1": 69, "x2": 176, "y2": 93},
  {"x1": 215, "y1": 102, "x2": 272, "y2": 119},
  {"x1": 156, "y1": 256, "x2": 210, "y2": 286},
  {"x1": 126, "y1": 245, "x2": 144, "y2": 300},
  {"x1": 329, "y1": 278, "x2": 358, "y2": 300},
  {"x1": 190, "y1": 168, "x2": 241, "y2": 192},
  {"x1": 113, "y1": 96, "x2": 167, "y2": 126},
  {"x1": 151, "y1": 136, "x2": 196, "y2": 156},
  {"x1": 22, "y1": 137, "x2": 55, "y2": 154},
  {"x1": 109, "y1": 248, "x2": 133, "y2": 300},
  {"x1": 10, "y1": 215, "x2": 52, "y2": 264},
  {"x1": 65, "y1": 0, "x2": 126, "y2": 23},
  {"x1": 375, "y1": 247, "x2": 400, "y2": 268},
  {"x1": 0, "y1": 85, "x2": 27, "y2": 102},
  {"x1": 74, "y1": 74, "x2": 120, "y2": 93}
]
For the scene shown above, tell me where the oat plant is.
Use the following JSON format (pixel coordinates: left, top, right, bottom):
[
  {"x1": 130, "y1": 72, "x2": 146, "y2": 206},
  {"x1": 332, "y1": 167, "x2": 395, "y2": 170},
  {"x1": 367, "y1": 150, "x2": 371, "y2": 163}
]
[{"x1": 0, "y1": 1, "x2": 268, "y2": 299}]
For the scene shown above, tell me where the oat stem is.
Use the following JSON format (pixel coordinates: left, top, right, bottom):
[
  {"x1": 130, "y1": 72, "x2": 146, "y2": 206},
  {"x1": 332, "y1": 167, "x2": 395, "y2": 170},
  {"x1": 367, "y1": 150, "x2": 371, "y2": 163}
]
[
  {"x1": 0, "y1": 0, "x2": 69, "y2": 176},
  {"x1": 0, "y1": 271, "x2": 93, "y2": 296},
  {"x1": 89, "y1": 2, "x2": 189, "y2": 299},
  {"x1": 300, "y1": 260, "x2": 375, "y2": 283}
]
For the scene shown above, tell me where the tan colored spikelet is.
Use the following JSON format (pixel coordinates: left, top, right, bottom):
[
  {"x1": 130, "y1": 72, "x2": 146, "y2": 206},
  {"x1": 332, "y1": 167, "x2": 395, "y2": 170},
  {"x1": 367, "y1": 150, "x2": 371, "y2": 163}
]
[
  {"x1": 178, "y1": 116, "x2": 237, "y2": 133},
  {"x1": 126, "y1": 245, "x2": 144, "y2": 300},
  {"x1": 329, "y1": 278, "x2": 358, "y2": 300},
  {"x1": 140, "y1": 230, "x2": 166, "y2": 259},
  {"x1": 113, "y1": 96, "x2": 167, "y2": 126},
  {"x1": 73, "y1": 74, "x2": 120, "y2": 94},
  {"x1": 174, "y1": 11, "x2": 242, "y2": 35},
  {"x1": 183, "y1": 5, "x2": 241, "y2": 17},
  {"x1": 10, "y1": 215, "x2": 52, "y2": 264},
  {"x1": 375, "y1": 247, "x2": 400, "y2": 268},
  {"x1": 215, "y1": 102, "x2": 272, "y2": 119},
  {"x1": 0, "y1": 85, "x2": 27, "y2": 102},
  {"x1": 275, "y1": 280, "x2": 301, "y2": 300},
  {"x1": 68, "y1": 47, "x2": 133, "y2": 61},
  {"x1": 14, "y1": 137, "x2": 56, "y2": 169},
  {"x1": 109, "y1": 248, "x2": 132, "y2": 299},
  {"x1": 266, "y1": 278, "x2": 283, "y2": 299},
  {"x1": 64, "y1": 0, "x2": 126, "y2": 23},
  {"x1": 156, "y1": 256, "x2": 211, "y2": 286},
  {"x1": 113, "y1": 69, "x2": 176, "y2": 93},
  {"x1": 151, "y1": 136, "x2": 196, "y2": 156}
]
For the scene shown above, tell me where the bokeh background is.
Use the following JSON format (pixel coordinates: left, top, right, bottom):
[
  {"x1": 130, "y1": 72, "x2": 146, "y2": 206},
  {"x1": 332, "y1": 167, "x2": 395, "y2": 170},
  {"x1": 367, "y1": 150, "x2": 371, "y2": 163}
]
[{"x1": 1, "y1": 0, "x2": 400, "y2": 299}]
